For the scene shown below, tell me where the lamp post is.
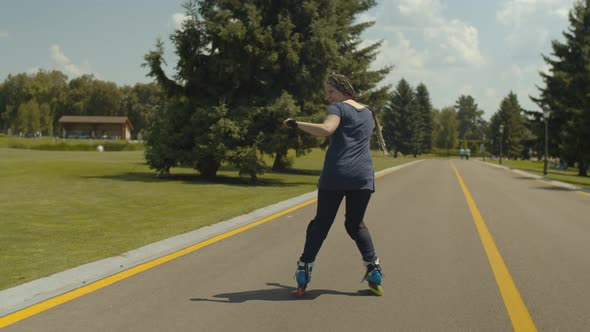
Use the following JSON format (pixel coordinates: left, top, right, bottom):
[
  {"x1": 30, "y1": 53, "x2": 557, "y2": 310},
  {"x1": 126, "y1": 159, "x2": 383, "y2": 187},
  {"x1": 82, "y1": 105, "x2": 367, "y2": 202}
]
[
  {"x1": 543, "y1": 107, "x2": 551, "y2": 175},
  {"x1": 499, "y1": 124, "x2": 504, "y2": 165},
  {"x1": 482, "y1": 134, "x2": 486, "y2": 161}
]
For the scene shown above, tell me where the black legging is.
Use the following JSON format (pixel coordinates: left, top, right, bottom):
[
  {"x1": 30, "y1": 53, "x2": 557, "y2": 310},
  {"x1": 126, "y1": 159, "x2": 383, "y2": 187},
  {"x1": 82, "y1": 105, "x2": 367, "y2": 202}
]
[{"x1": 300, "y1": 189, "x2": 376, "y2": 263}]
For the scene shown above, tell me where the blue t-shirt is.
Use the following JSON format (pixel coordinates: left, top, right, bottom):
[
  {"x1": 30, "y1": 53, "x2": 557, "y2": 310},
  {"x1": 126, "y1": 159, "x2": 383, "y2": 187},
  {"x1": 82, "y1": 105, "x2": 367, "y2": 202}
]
[{"x1": 317, "y1": 102, "x2": 375, "y2": 192}]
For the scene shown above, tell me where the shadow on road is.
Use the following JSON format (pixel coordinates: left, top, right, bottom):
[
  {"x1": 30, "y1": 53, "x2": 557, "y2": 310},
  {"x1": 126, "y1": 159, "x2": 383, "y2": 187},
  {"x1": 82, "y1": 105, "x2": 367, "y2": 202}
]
[
  {"x1": 510, "y1": 175, "x2": 587, "y2": 192},
  {"x1": 190, "y1": 282, "x2": 373, "y2": 303},
  {"x1": 513, "y1": 176, "x2": 537, "y2": 180},
  {"x1": 537, "y1": 185, "x2": 575, "y2": 192}
]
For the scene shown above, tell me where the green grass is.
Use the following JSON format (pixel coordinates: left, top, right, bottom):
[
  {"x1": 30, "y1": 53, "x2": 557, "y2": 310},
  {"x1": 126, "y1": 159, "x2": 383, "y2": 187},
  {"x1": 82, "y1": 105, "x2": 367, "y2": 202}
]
[
  {"x1": 0, "y1": 147, "x2": 409, "y2": 290},
  {"x1": 483, "y1": 158, "x2": 590, "y2": 190}
]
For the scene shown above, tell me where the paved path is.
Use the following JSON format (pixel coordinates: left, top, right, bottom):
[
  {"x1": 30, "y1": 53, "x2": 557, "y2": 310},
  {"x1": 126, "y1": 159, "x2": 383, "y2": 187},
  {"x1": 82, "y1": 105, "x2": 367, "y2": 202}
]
[{"x1": 2, "y1": 160, "x2": 589, "y2": 331}]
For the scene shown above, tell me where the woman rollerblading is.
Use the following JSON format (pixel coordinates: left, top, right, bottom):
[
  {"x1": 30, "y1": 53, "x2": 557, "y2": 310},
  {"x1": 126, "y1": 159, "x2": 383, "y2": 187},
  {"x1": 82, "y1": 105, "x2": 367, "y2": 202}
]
[{"x1": 284, "y1": 73, "x2": 387, "y2": 297}]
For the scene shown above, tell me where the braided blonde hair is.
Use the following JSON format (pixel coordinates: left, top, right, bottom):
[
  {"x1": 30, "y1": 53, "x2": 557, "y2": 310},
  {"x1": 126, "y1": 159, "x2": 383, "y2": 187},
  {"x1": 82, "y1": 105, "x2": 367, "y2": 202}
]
[
  {"x1": 371, "y1": 110, "x2": 388, "y2": 156},
  {"x1": 326, "y1": 73, "x2": 389, "y2": 156}
]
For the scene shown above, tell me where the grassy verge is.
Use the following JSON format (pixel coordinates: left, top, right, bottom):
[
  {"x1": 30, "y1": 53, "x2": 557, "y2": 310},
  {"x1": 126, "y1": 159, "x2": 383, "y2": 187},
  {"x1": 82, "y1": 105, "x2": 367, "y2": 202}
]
[
  {"x1": 483, "y1": 158, "x2": 590, "y2": 190},
  {"x1": 0, "y1": 147, "x2": 409, "y2": 290}
]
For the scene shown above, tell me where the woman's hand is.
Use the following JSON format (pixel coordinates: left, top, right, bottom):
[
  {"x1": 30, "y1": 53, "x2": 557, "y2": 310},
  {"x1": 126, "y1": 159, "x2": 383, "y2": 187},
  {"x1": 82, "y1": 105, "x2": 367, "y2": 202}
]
[
  {"x1": 283, "y1": 118, "x2": 298, "y2": 129},
  {"x1": 283, "y1": 115, "x2": 340, "y2": 137}
]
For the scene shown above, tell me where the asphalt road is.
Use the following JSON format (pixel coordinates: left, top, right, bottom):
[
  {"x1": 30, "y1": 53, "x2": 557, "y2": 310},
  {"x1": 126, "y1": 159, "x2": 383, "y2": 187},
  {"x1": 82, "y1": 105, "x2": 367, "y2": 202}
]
[{"x1": 3, "y1": 160, "x2": 590, "y2": 331}]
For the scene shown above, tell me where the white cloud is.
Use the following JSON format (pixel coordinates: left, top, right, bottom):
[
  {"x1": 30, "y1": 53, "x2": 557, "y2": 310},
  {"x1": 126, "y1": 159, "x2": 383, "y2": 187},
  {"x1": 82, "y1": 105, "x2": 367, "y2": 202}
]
[
  {"x1": 50, "y1": 44, "x2": 90, "y2": 77},
  {"x1": 425, "y1": 20, "x2": 485, "y2": 65},
  {"x1": 394, "y1": 33, "x2": 427, "y2": 70},
  {"x1": 497, "y1": 0, "x2": 571, "y2": 27},
  {"x1": 50, "y1": 45, "x2": 70, "y2": 65},
  {"x1": 375, "y1": 0, "x2": 483, "y2": 66},
  {"x1": 365, "y1": 33, "x2": 427, "y2": 72},
  {"x1": 363, "y1": 0, "x2": 490, "y2": 115},
  {"x1": 496, "y1": 0, "x2": 575, "y2": 61},
  {"x1": 64, "y1": 64, "x2": 84, "y2": 76},
  {"x1": 172, "y1": 13, "x2": 190, "y2": 30}
]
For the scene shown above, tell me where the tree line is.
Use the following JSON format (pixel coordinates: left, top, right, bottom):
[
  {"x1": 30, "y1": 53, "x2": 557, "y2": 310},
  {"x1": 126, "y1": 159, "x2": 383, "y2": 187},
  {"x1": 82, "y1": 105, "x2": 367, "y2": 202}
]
[
  {"x1": 1, "y1": 0, "x2": 588, "y2": 177},
  {"x1": 364, "y1": 0, "x2": 590, "y2": 179},
  {"x1": 0, "y1": 71, "x2": 164, "y2": 138},
  {"x1": 379, "y1": 79, "x2": 539, "y2": 165}
]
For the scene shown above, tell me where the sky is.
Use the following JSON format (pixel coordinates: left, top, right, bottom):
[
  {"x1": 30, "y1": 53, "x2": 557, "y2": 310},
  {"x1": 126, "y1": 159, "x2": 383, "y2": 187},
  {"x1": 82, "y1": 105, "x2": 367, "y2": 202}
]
[{"x1": 0, "y1": 0, "x2": 578, "y2": 120}]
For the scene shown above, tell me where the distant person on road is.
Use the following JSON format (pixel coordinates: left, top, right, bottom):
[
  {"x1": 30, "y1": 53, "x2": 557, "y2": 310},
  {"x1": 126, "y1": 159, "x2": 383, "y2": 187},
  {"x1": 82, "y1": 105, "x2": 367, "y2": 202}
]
[
  {"x1": 283, "y1": 73, "x2": 385, "y2": 297},
  {"x1": 459, "y1": 147, "x2": 465, "y2": 160},
  {"x1": 466, "y1": 148, "x2": 470, "y2": 160}
]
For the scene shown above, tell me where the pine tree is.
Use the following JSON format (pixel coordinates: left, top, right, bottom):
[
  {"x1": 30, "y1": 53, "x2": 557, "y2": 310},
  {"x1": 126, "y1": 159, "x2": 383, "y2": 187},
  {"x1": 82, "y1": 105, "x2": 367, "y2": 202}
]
[
  {"x1": 143, "y1": 0, "x2": 389, "y2": 177},
  {"x1": 491, "y1": 92, "x2": 528, "y2": 159},
  {"x1": 382, "y1": 79, "x2": 423, "y2": 156},
  {"x1": 407, "y1": 102, "x2": 424, "y2": 157},
  {"x1": 415, "y1": 83, "x2": 433, "y2": 153},
  {"x1": 533, "y1": 0, "x2": 590, "y2": 176}
]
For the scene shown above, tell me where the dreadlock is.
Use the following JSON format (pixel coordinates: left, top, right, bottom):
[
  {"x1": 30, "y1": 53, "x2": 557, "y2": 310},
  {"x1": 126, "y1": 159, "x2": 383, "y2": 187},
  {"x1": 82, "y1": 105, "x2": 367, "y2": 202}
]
[{"x1": 326, "y1": 73, "x2": 389, "y2": 156}]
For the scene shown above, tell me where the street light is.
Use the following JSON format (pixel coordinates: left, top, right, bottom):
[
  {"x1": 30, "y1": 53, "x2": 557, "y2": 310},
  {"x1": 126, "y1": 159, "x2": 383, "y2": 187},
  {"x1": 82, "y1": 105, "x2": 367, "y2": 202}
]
[
  {"x1": 499, "y1": 124, "x2": 504, "y2": 165},
  {"x1": 482, "y1": 134, "x2": 486, "y2": 161},
  {"x1": 543, "y1": 107, "x2": 551, "y2": 175}
]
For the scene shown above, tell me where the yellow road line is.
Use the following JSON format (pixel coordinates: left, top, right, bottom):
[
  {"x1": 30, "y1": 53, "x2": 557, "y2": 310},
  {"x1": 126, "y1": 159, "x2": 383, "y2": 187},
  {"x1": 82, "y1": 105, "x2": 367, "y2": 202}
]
[
  {"x1": 0, "y1": 162, "x2": 416, "y2": 328},
  {"x1": 451, "y1": 161, "x2": 537, "y2": 332}
]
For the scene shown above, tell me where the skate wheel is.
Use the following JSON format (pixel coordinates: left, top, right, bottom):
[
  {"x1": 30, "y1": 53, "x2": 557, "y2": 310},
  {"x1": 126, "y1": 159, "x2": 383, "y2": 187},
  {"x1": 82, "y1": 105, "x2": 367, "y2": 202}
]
[
  {"x1": 369, "y1": 283, "x2": 383, "y2": 296},
  {"x1": 296, "y1": 286, "x2": 306, "y2": 298}
]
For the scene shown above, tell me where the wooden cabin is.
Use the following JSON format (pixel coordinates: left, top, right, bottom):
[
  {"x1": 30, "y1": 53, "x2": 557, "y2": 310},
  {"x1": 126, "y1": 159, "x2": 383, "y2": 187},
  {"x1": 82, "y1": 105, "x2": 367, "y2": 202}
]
[{"x1": 58, "y1": 116, "x2": 134, "y2": 140}]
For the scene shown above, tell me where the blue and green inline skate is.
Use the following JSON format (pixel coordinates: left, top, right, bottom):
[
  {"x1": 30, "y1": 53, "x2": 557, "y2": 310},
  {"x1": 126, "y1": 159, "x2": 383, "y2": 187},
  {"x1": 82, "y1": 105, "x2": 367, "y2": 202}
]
[
  {"x1": 363, "y1": 258, "x2": 383, "y2": 296},
  {"x1": 295, "y1": 261, "x2": 314, "y2": 297}
]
